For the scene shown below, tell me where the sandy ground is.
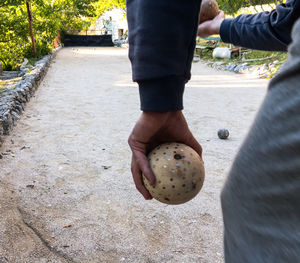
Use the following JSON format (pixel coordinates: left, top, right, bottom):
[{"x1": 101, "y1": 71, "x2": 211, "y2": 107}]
[{"x1": 0, "y1": 47, "x2": 268, "y2": 263}]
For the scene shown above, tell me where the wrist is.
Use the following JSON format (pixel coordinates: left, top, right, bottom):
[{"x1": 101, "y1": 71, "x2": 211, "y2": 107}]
[
  {"x1": 208, "y1": 17, "x2": 223, "y2": 35},
  {"x1": 213, "y1": 18, "x2": 224, "y2": 34},
  {"x1": 142, "y1": 110, "x2": 182, "y2": 122}
]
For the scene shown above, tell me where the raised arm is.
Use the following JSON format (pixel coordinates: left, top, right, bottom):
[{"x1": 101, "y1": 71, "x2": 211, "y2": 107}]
[
  {"x1": 198, "y1": 0, "x2": 300, "y2": 51},
  {"x1": 220, "y1": 0, "x2": 300, "y2": 51}
]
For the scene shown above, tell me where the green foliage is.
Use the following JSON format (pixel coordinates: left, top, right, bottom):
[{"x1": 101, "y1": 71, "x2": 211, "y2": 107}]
[
  {"x1": 0, "y1": 0, "x2": 125, "y2": 70},
  {"x1": 93, "y1": 0, "x2": 125, "y2": 14},
  {"x1": 0, "y1": 3, "x2": 28, "y2": 70},
  {"x1": 86, "y1": 0, "x2": 126, "y2": 26},
  {"x1": 217, "y1": 0, "x2": 285, "y2": 15}
]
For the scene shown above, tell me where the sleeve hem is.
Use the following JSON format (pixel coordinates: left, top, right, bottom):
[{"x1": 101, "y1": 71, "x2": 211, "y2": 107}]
[
  {"x1": 138, "y1": 77, "x2": 185, "y2": 111},
  {"x1": 220, "y1": 19, "x2": 233, "y2": 44}
]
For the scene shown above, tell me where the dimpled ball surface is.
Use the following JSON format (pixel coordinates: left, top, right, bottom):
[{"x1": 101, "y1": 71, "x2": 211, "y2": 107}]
[
  {"x1": 143, "y1": 143, "x2": 205, "y2": 205},
  {"x1": 218, "y1": 129, "x2": 229, "y2": 139}
]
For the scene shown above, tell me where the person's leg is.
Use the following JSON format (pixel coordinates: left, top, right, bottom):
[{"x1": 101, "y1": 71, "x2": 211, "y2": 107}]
[{"x1": 221, "y1": 18, "x2": 300, "y2": 263}]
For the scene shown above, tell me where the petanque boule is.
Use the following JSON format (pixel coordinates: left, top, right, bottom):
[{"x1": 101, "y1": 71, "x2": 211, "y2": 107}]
[
  {"x1": 218, "y1": 129, "x2": 229, "y2": 139},
  {"x1": 199, "y1": 0, "x2": 219, "y2": 24},
  {"x1": 143, "y1": 143, "x2": 205, "y2": 205}
]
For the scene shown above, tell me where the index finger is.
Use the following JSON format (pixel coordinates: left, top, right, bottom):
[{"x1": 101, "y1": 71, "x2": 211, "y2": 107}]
[
  {"x1": 133, "y1": 150, "x2": 156, "y2": 186},
  {"x1": 131, "y1": 156, "x2": 153, "y2": 200}
]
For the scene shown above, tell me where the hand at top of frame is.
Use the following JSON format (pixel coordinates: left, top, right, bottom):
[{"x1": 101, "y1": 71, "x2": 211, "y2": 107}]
[{"x1": 128, "y1": 111, "x2": 203, "y2": 200}]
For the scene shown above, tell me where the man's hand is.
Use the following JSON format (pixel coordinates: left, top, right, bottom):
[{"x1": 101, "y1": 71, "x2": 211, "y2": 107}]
[
  {"x1": 128, "y1": 111, "x2": 203, "y2": 200},
  {"x1": 198, "y1": 11, "x2": 225, "y2": 37}
]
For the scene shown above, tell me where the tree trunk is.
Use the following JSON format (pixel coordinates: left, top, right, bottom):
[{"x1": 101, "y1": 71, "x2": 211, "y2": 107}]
[{"x1": 26, "y1": 0, "x2": 37, "y2": 58}]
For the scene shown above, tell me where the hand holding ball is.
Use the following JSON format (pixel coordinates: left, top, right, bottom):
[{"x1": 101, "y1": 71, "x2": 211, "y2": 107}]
[{"x1": 143, "y1": 143, "x2": 205, "y2": 205}]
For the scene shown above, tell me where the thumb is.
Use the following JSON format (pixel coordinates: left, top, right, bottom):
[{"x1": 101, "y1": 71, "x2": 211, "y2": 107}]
[{"x1": 216, "y1": 10, "x2": 225, "y2": 20}]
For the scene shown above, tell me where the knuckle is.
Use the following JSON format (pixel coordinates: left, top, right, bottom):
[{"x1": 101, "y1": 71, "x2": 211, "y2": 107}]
[{"x1": 128, "y1": 135, "x2": 133, "y2": 147}]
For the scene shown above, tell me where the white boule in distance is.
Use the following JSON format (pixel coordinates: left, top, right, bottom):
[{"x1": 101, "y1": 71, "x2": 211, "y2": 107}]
[{"x1": 143, "y1": 143, "x2": 205, "y2": 205}]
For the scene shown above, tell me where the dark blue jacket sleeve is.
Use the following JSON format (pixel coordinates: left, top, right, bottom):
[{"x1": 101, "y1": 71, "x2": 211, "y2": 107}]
[
  {"x1": 126, "y1": 0, "x2": 201, "y2": 111},
  {"x1": 220, "y1": 0, "x2": 300, "y2": 51}
]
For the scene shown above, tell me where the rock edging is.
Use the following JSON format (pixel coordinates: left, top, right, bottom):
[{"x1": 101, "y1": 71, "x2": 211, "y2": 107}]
[
  {"x1": 207, "y1": 60, "x2": 281, "y2": 78},
  {"x1": 0, "y1": 46, "x2": 61, "y2": 145}
]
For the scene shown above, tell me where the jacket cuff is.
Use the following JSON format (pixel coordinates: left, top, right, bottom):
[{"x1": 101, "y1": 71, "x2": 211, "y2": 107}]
[
  {"x1": 138, "y1": 77, "x2": 185, "y2": 111},
  {"x1": 220, "y1": 19, "x2": 233, "y2": 44}
]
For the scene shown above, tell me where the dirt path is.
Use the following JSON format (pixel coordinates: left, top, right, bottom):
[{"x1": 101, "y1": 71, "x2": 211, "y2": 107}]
[{"x1": 0, "y1": 47, "x2": 268, "y2": 263}]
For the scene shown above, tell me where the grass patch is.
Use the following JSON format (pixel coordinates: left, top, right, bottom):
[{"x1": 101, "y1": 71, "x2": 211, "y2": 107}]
[{"x1": 241, "y1": 50, "x2": 287, "y2": 65}]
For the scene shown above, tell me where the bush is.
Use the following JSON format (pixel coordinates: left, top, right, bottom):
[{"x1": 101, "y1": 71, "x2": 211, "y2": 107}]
[
  {"x1": 0, "y1": 41, "x2": 25, "y2": 71},
  {"x1": 0, "y1": 0, "x2": 100, "y2": 71},
  {"x1": 23, "y1": 39, "x2": 52, "y2": 59}
]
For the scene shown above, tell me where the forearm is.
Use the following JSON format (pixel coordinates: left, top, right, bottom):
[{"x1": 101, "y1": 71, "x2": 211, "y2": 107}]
[
  {"x1": 127, "y1": 0, "x2": 201, "y2": 111},
  {"x1": 220, "y1": 0, "x2": 300, "y2": 51}
]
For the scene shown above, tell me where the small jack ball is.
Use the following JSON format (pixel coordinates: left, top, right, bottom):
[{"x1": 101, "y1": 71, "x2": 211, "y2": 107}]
[{"x1": 218, "y1": 129, "x2": 229, "y2": 139}]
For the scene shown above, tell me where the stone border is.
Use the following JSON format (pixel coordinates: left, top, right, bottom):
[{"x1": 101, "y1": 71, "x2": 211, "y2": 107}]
[
  {"x1": 0, "y1": 46, "x2": 61, "y2": 145},
  {"x1": 206, "y1": 60, "x2": 281, "y2": 78}
]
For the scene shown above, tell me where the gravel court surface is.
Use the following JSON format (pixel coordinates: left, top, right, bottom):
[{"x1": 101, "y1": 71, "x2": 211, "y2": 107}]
[{"x1": 0, "y1": 47, "x2": 268, "y2": 263}]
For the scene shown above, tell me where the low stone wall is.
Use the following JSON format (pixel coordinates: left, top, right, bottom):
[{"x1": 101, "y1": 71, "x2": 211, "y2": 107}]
[{"x1": 0, "y1": 47, "x2": 61, "y2": 145}]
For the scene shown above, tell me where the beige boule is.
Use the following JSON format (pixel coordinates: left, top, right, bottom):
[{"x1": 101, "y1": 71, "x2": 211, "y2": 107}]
[{"x1": 143, "y1": 143, "x2": 205, "y2": 205}]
